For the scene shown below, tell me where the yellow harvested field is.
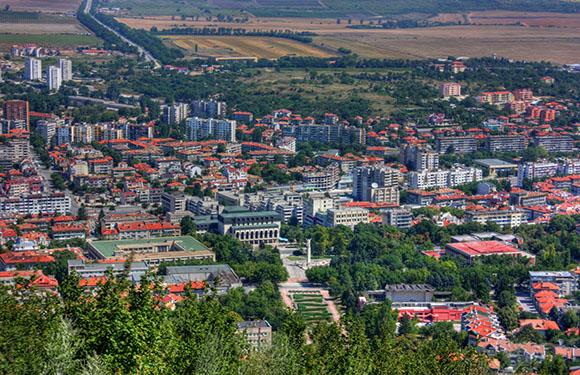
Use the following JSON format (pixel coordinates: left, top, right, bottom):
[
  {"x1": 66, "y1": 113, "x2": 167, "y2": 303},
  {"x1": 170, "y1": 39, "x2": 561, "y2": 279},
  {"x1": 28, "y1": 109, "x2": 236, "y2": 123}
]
[
  {"x1": 165, "y1": 35, "x2": 334, "y2": 59},
  {"x1": 117, "y1": 16, "x2": 357, "y2": 34},
  {"x1": 467, "y1": 10, "x2": 580, "y2": 29},
  {"x1": 313, "y1": 36, "x2": 418, "y2": 59},
  {"x1": 119, "y1": 16, "x2": 580, "y2": 63},
  {"x1": 334, "y1": 25, "x2": 580, "y2": 64}
]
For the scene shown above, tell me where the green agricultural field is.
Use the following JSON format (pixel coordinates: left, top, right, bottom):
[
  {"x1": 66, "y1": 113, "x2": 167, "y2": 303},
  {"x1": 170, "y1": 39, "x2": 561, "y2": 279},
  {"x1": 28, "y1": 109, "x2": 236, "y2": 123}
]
[
  {"x1": 112, "y1": 0, "x2": 580, "y2": 18},
  {"x1": 0, "y1": 11, "x2": 39, "y2": 23}
]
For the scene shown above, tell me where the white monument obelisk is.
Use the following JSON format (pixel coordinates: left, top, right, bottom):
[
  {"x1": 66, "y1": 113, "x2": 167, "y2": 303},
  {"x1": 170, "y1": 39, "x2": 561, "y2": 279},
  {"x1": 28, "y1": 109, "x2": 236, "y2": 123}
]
[{"x1": 306, "y1": 239, "x2": 311, "y2": 268}]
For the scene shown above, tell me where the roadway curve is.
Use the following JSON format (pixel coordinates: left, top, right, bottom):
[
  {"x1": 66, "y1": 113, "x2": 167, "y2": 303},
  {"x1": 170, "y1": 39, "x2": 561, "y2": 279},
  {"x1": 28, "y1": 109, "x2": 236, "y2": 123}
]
[{"x1": 83, "y1": 0, "x2": 161, "y2": 69}]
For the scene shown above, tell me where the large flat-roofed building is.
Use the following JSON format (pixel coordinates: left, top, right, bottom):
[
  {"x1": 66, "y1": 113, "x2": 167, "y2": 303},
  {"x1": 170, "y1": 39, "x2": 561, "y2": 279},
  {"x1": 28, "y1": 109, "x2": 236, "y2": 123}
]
[
  {"x1": 100, "y1": 212, "x2": 159, "y2": 230},
  {"x1": 464, "y1": 209, "x2": 527, "y2": 227},
  {"x1": 87, "y1": 236, "x2": 215, "y2": 265},
  {"x1": 474, "y1": 159, "x2": 517, "y2": 177},
  {"x1": 485, "y1": 135, "x2": 527, "y2": 153},
  {"x1": 368, "y1": 284, "x2": 435, "y2": 303},
  {"x1": 446, "y1": 241, "x2": 535, "y2": 264},
  {"x1": 529, "y1": 271, "x2": 578, "y2": 296},
  {"x1": 435, "y1": 136, "x2": 477, "y2": 154},
  {"x1": 218, "y1": 206, "x2": 281, "y2": 245}
]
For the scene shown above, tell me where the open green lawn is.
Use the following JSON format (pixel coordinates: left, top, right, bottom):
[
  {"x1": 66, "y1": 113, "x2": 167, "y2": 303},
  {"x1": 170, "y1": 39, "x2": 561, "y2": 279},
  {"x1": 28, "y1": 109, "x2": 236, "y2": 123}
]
[
  {"x1": 291, "y1": 292, "x2": 332, "y2": 324},
  {"x1": 0, "y1": 34, "x2": 102, "y2": 46}
]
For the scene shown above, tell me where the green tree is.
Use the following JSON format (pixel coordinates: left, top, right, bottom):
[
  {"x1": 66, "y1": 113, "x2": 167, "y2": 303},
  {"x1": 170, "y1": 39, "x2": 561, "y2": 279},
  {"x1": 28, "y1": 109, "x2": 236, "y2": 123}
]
[
  {"x1": 398, "y1": 314, "x2": 415, "y2": 336},
  {"x1": 513, "y1": 324, "x2": 544, "y2": 344},
  {"x1": 497, "y1": 306, "x2": 518, "y2": 332},
  {"x1": 561, "y1": 310, "x2": 579, "y2": 330},
  {"x1": 539, "y1": 355, "x2": 568, "y2": 375},
  {"x1": 497, "y1": 290, "x2": 517, "y2": 308},
  {"x1": 77, "y1": 205, "x2": 88, "y2": 221}
]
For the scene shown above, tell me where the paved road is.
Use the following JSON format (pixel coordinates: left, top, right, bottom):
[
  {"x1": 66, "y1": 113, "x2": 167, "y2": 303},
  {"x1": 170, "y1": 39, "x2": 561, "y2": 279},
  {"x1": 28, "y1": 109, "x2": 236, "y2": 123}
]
[
  {"x1": 278, "y1": 245, "x2": 307, "y2": 281},
  {"x1": 516, "y1": 290, "x2": 539, "y2": 314},
  {"x1": 33, "y1": 154, "x2": 80, "y2": 216},
  {"x1": 83, "y1": 0, "x2": 161, "y2": 69}
]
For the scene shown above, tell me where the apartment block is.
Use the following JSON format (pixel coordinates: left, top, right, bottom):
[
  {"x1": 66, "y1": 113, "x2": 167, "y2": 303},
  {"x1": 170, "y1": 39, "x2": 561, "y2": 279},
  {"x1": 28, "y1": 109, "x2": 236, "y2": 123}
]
[
  {"x1": 232, "y1": 111, "x2": 253, "y2": 122},
  {"x1": 163, "y1": 103, "x2": 189, "y2": 124},
  {"x1": 400, "y1": 144, "x2": 440, "y2": 172},
  {"x1": 513, "y1": 88, "x2": 533, "y2": 100},
  {"x1": 382, "y1": 209, "x2": 413, "y2": 228},
  {"x1": 46, "y1": 66, "x2": 62, "y2": 90},
  {"x1": 191, "y1": 100, "x2": 227, "y2": 118},
  {"x1": 517, "y1": 162, "x2": 559, "y2": 186},
  {"x1": 303, "y1": 195, "x2": 334, "y2": 227},
  {"x1": 529, "y1": 271, "x2": 578, "y2": 297},
  {"x1": 58, "y1": 58, "x2": 72, "y2": 82},
  {"x1": 505, "y1": 100, "x2": 531, "y2": 113},
  {"x1": 408, "y1": 167, "x2": 482, "y2": 190},
  {"x1": 161, "y1": 191, "x2": 186, "y2": 213},
  {"x1": 509, "y1": 190, "x2": 547, "y2": 207},
  {"x1": 119, "y1": 123, "x2": 148, "y2": 139},
  {"x1": 352, "y1": 165, "x2": 400, "y2": 204},
  {"x1": 1, "y1": 193, "x2": 71, "y2": 215},
  {"x1": 0, "y1": 137, "x2": 30, "y2": 168},
  {"x1": 326, "y1": 207, "x2": 370, "y2": 229},
  {"x1": 303, "y1": 165, "x2": 340, "y2": 191},
  {"x1": 534, "y1": 134, "x2": 574, "y2": 153},
  {"x1": 485, "y1": 135, "x2": 527, "y2": 153},
  {"x1": 24, "y1": 57, "x2": 42, "y2": 80},
  {"x1": 3, "y1": 100, "x2": 29, "y2": 131},
  {"x1": 186, "y1": 117, "x2": 236, "y2": 142},
  {"x1": 476, "y1": 91, "x2": 514, "y2": 105},
  {"x1": 559, "y1": 160, "x2": 580, "y2": 175},
  {"x1": 464, "y1": 209, "x2": 527, "y2": 227},
  {"x1": 282, "y1": 123, "x2": 366, "y2": 145},
  {"x1": 276, "y1": 136, "x2": 296, "y2": 153},
  {"x1": 36, "y1": 119, "x2": 62, "y2": 144},
  {"x1": 439, "y1": 83, "x2": 461, "y2": 98},
  {"x1": 435, "y1": 136, "x2": 477, "y2": 154}
]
